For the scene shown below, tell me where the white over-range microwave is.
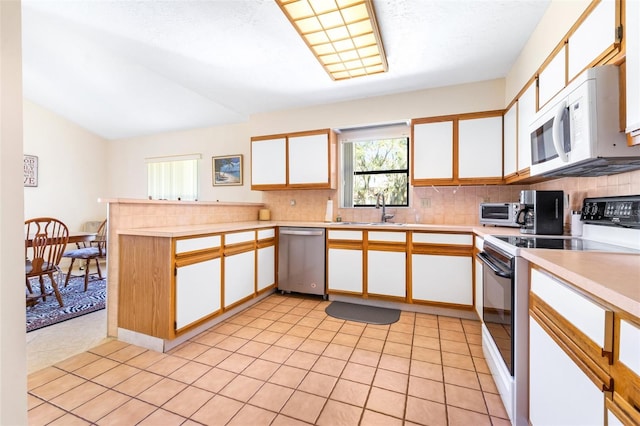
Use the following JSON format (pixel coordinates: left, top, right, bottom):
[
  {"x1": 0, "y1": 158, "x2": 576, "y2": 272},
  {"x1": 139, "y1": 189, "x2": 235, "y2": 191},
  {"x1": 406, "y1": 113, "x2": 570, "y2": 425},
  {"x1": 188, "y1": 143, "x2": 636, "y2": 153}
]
[{"x1": 529, "y1": 65, "x2": 640, "y2": 177}]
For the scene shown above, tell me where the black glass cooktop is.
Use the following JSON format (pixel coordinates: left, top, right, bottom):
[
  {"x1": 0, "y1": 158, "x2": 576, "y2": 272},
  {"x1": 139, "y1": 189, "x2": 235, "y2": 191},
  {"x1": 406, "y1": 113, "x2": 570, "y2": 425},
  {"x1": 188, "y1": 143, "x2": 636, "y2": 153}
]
[{"x1": 493, "y1": 235, "x2": 640, "y2": 253}]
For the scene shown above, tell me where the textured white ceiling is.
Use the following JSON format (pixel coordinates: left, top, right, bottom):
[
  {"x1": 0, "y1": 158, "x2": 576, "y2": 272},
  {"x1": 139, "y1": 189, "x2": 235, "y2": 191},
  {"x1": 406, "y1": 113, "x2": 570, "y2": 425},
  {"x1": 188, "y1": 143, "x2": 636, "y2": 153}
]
[{"x1": 21, "y1": 0, "x2": 550, "y2": 140}]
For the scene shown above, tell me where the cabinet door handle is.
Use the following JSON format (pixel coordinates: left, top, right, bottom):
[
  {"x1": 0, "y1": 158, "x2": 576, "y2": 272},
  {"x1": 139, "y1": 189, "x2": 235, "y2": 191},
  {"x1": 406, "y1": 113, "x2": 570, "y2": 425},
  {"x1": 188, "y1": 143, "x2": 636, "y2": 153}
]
[{"x1": 280, "y1": 230, "x2": 324, "y2": 236}]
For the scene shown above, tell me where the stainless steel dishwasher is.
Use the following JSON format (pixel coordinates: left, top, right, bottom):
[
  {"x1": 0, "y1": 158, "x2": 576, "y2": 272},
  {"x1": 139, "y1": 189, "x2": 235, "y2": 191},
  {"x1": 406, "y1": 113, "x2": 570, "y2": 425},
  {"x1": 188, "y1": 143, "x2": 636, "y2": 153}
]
[{"x1": 278, "y1": 227, "x2": 326, "y2": 298}]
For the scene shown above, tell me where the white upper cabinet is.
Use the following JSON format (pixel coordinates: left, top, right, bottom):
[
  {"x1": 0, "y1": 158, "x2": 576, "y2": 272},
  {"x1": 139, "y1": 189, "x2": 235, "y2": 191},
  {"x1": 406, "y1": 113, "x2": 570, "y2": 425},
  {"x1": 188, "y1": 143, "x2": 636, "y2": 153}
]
[
  {"x1": 251, "y1": 129, "x2": 335, "y2": 189},
  {"x1": 517, "y1": 84, "x2": 535, "y2": 172},
  {"x1": 288, "y1": 133, "x2": 329, "y2": 186},
  {"x1": 503, "y1": 104, "x2": 518, "y2": 178},
  {"x1": 251, "y1": 137, "x2": 287, "y2": 187},
  {"x1": 627, "y1": 0, "x2": 640, "y2": 136},
  {"x1": 568, "y1": 0, "x2": 617, "y2": 81},
  {"x1": 536, "y1": 0, "x2": 619, "y2": 118},
  {"x1": 412, "y1": 113, "x2": 503, "y2": 185},
  {"x1": 412, "y1": 120, "x2": 454, "y2": 181},
  {"x1": 458, "y1": 116, "x2": 503, "y2": 179},
  {"x1": 538, "y1": 45, "x2": 566, "y2": 108}
]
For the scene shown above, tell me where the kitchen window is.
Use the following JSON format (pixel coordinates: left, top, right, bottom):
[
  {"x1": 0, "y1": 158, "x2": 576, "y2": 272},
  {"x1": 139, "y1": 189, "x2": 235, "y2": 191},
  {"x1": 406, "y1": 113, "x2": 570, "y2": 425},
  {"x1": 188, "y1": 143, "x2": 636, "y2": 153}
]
[
  {"x1": 147, "y1": 154, "x2": 200, "y2": 201},
  {"x1": 340, "y1": 122, "x2": 410, "y2": 208}
]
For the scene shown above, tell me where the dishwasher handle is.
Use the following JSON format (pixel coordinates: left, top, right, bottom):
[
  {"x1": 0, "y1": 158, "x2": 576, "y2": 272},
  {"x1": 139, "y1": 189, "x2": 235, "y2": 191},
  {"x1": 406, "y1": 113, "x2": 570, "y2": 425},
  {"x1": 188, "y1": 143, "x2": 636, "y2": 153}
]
[
  {"x1": 279, "y1": 229, "x2": 325, "y2": 236},
  {"x1": 476, "y1": 252, "x2": 512, "y2": 279}
]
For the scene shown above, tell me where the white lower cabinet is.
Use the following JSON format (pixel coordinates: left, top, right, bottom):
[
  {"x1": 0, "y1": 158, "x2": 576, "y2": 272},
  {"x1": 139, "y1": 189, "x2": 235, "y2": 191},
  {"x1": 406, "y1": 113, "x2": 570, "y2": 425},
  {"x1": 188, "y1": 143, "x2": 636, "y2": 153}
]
[
  {"x1": 367, "y1": 250, "x2": 406, "y2": 297},
  {"x1": 175, "y1": 258, "x2": 221, "y2": 330},
  {"x1": 606, "y1": 409, "x2": 625, "y2": 426},
  {"x1": 257, "y1": 245, "x2": 275, "y2": 292},
  {"x1": 224, "y1": 250, "x2": 255, "y2": 307},
  {"x1": 411, "y1": 254, "x2": 472, "y2": 305},
  {"x1": 528, "y1": 267, "x2": 616, "y2": 426},
  {"x1": 529, "y1": 317, "x2": 605, "y2": 425},
  {"x1": 609, "y1": 317, "x2": 640, "y2": 425},
  {"x1": 327, "y1": 248, "x2": 363, "y2": 293}
]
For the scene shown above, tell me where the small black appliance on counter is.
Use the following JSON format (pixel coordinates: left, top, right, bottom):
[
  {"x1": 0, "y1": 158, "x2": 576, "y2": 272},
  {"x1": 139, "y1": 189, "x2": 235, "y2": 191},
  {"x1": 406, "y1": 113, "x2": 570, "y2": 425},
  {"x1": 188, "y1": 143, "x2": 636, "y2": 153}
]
[{"x1": 516, "y1": 190, "x2": 564, "y2": 235}]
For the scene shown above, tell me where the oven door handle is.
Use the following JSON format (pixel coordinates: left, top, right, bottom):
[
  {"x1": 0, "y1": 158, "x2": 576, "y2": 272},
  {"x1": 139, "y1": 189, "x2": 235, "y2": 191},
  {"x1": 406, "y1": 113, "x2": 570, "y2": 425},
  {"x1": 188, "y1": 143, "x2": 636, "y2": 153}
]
[{"x1": 476, "y1": 252, "x2": 512, "y2": 279}]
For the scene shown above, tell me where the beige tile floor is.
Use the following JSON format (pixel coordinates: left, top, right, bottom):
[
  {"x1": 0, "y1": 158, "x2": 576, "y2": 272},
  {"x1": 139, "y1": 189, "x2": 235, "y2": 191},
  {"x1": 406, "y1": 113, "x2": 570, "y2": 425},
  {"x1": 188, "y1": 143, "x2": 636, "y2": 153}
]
[{"x1": 27, "y1": 294, "x2": 510, "y2": 425}]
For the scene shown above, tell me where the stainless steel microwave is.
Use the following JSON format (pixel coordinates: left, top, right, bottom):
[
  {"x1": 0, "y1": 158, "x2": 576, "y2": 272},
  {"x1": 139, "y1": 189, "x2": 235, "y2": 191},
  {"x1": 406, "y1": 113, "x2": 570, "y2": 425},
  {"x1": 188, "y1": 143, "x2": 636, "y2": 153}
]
[{"x1": 479, "y1": 203, "x2": 521, "y2": 227}]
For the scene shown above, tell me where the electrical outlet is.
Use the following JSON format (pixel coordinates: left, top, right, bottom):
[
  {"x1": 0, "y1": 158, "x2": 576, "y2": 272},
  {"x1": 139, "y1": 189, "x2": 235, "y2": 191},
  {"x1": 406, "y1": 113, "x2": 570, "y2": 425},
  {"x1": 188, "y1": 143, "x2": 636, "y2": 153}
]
[
  {"x1": 421, "y1": 198, "x2": 431, "y2": 208},
  {"x1": 290, "y1": 199, "x2": 296, "y2": 206}
]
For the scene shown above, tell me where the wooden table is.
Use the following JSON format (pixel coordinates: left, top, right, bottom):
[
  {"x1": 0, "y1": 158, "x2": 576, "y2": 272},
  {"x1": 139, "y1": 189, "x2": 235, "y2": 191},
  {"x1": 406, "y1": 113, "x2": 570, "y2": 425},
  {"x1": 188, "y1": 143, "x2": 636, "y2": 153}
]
[
  {"x1": 25, "y1": 231, "x2": 96, "y2": 247},
  {"x1": 68, "y1": 231, "x2": 96, "y2": 246}
]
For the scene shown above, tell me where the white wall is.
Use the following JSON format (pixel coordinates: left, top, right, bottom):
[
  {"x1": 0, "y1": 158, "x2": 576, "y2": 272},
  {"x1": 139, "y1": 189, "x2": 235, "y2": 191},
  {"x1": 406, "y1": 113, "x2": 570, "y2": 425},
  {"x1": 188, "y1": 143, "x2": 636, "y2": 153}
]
[
  {"x1": 23, "y1": 100, "x2": 109, "y2": 231},
  {"x1": 107, "y1": 121, "x2": 263, "y2": 203},
  {"x1": 250, "y1": 78, "x2": 505, "y2": 135},
  {"x1": 107, "y1": 78, "x2": 506, "y2": 201},
  {"x1": 1, "y1": 0, "x2": 28, "y2": 423}
]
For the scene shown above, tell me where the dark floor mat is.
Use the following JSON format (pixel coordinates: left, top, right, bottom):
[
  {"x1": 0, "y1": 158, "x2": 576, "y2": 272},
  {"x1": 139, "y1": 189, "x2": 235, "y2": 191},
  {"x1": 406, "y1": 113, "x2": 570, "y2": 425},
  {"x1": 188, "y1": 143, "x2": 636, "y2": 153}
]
[{"x1": 325, "y1": 301, "x2": 400, "y2": 325}]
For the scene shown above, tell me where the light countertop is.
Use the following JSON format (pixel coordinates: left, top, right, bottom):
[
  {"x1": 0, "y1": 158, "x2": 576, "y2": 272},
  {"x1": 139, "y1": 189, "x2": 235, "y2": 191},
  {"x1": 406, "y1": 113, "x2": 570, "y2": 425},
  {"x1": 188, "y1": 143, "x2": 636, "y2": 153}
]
[
  {"x1": 117, "y1": 220, "x2": 523, "y2": 237},
  {"x1": 117, "y1": 221, "x2": 277, "y2": 237},
  {"x1": 99, "y1": 197, "x2": 264, "y2": 207},
  {"x1": 117, "y1": 220, "x2": 639, "y2": 318},
  {"x1": 521, "y1": 249, "x2": 640, "y2": 317}
]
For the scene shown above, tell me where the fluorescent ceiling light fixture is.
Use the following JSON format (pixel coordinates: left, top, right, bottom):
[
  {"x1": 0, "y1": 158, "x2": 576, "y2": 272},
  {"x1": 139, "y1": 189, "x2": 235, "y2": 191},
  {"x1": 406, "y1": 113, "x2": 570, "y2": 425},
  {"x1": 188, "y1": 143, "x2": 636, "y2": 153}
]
[{"x1": 276, "y1": 0, "x2": 388, "y2": 80}]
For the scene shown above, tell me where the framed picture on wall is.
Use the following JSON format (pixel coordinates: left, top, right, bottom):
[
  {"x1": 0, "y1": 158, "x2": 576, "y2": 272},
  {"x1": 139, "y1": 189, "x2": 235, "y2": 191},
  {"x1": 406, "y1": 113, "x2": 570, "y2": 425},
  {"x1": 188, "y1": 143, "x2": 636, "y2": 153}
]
[
  {"x1": 24, "y1": 155, "x2": 38, "y2": 187},
  {"x1": 212, "y1": 154, "x2": 243, "y2": 186}
]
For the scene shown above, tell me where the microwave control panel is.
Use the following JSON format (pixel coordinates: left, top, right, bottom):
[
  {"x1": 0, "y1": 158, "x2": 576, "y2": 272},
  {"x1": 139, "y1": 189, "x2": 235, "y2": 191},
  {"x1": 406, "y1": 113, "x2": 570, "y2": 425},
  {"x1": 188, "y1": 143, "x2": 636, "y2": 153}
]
[{"x1": 581, "y1": 195, "x2": 640, "y2": 228}]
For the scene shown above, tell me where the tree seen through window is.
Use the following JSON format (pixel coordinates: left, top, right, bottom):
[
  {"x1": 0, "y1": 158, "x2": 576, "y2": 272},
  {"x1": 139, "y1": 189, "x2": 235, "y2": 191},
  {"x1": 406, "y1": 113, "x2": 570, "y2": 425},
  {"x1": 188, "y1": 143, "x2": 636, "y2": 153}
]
[{"x1": 348, "y1": 137, "x2": 409, "y2": 206}]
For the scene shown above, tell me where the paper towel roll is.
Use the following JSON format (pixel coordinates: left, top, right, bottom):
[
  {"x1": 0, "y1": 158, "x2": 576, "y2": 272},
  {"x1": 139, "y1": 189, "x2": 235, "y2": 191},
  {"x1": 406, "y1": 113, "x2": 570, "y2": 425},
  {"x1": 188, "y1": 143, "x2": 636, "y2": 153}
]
[
  {"x1": 258, "y1": 209, "x2": 271, "y2": 221},
  {"x1": 325, "y1": 199, "x2": 333, "y2": 222},
  {"x1": 571, "y1": 211, "x2": 583, "y2": 236}
]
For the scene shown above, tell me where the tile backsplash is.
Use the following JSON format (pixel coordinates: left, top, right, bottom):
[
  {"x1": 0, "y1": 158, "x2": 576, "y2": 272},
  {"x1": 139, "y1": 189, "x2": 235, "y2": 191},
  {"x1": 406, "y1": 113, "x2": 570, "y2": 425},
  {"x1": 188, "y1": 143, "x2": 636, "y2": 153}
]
[
  {"x1": 531, "y1": 169, "x2": 640, "y2": 211},
  {"x1": 264, "y1": 170, "x2": 640, "y2": 226}
]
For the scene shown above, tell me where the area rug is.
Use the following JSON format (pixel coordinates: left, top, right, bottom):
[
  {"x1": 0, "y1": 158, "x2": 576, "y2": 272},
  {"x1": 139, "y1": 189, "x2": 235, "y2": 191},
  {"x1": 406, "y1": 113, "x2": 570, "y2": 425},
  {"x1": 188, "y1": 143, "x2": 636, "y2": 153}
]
[
  {"x1": 325, "y1": 301, "x2": 400, "y2": 325},
  {"x1": 26, "y1": 274, "x2": 106, "y2": 332}
]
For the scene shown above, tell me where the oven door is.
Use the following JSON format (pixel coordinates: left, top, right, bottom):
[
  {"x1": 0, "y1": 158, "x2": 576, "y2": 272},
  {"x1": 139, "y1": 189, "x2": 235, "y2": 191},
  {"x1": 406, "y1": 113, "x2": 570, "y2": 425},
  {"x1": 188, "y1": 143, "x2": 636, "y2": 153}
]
[{"x1": 477, "y1": 249, "x2": 515, "y2": 376}]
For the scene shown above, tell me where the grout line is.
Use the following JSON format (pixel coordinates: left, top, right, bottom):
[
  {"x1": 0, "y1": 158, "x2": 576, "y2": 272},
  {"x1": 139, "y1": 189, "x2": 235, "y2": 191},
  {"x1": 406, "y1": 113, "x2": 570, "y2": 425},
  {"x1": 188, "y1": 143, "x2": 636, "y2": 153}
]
[{"x1": 28, "y1": 293, "x2": 506, "y2": 425}]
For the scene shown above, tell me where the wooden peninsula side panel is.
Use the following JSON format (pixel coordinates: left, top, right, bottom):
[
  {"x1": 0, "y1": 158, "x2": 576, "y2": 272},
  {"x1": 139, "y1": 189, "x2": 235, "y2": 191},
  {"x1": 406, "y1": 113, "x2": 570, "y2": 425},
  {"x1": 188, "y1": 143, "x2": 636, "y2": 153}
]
[{"x1": 119, "y1": 235, "x2": 174, "y2": 339}]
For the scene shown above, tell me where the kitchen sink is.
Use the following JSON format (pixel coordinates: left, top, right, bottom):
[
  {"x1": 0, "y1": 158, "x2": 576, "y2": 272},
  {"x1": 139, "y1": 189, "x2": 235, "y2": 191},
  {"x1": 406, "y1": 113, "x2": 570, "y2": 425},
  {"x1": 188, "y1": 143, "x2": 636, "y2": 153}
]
[{"x1": 329, "y1": 222, "x2": 406, "y2": 226}]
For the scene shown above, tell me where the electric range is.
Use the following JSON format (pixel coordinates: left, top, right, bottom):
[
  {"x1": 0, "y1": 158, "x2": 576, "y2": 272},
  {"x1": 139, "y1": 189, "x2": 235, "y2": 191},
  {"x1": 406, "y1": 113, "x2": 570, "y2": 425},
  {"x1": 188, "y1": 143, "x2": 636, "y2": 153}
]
[
  {"x1": 478, "y1": 195, "x2": 640, "y2": 425},
  {"x1": 489, "y1": 233, "x2": 640, "y2": 253}
]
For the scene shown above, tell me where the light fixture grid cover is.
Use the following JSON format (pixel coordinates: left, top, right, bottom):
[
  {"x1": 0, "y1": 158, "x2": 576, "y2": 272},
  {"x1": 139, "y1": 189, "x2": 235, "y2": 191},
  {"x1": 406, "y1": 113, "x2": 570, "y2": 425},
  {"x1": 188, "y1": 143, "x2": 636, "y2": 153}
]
[{"x1": 276, "y1": 0, "x2": 387, "y2": 80}]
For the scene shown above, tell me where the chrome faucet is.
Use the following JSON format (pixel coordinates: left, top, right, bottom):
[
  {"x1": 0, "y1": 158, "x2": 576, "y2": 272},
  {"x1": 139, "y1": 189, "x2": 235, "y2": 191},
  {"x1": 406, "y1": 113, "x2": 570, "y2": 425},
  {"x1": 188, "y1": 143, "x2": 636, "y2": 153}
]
[{"x1": 375, "y1": 192, "x2": 395, "y2": 223}]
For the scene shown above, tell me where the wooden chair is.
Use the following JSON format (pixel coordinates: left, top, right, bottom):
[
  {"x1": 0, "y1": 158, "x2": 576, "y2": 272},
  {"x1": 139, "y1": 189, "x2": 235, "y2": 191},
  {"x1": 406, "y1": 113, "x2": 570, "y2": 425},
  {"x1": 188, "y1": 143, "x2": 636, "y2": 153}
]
[
  {"x1": 25, "y1": 217, "x2": 69, "y2": 307},
  {"x1": 62, "y1": 219, "x2": 107, "y2": 291}
]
